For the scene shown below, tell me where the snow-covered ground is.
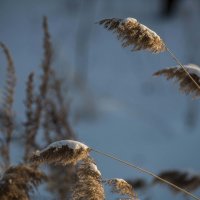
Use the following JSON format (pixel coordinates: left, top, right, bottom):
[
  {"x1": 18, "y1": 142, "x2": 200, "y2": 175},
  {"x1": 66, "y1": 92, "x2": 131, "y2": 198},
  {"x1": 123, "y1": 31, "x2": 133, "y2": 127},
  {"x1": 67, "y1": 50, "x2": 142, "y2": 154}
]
[{"x1": 0, "y1": 0, "x2": 200, "y2": 199}]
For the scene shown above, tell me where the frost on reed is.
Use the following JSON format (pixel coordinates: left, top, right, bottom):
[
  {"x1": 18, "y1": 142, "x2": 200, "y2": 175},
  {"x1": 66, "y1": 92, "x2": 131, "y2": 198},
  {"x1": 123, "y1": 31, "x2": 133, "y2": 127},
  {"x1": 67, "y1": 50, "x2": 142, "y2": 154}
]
[
  {"x1": 98, "y1": 17, "x2": 166, "y2": 53},
  {"x1": 154, "y1": 170, "x2": 200, "y2": 193},
  {"x1": 0, "y1": 165, "x2": 45, "y2": 200},
  {"x1": 30, "y1": 140, "x2": 90, "y2": 165},
  {"x1": 71, "y1": 157, "x2": 105, "y2": 200},
  {"x1": 105, "y1": 178, "x2": 138, "y2": 200},
  {"x1": 154, "y1": 64, "x2": 200, "y2": 98}
]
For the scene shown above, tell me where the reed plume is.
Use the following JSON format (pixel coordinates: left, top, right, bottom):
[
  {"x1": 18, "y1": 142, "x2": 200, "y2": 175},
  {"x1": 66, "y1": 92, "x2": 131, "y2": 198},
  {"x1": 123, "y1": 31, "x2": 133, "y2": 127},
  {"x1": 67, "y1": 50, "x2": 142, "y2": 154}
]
[
  {"x1": 24, "y1": 72, "x2": 35, "y2": 161},
  {"x1": 71, "y1": 157, "x2": 105, "y2": 200},
  {"x1": 105, "y1": 178, "x2": 138, "y2": 200},
  {"x1": 99, "y1": 17, "x2": 200, "y2": 96},
  {"x1": 47, "y1": 165, "x2": 76, "y2": 200},
  {"x1": 154, "y1": 170, "x2": 200, "y2": 193},
  {"x1": 154, "y1": 64, "x2": 200, "y2": 98},
  {"x1": 27, "y1": 16, "x2": 53, "y2": 150},
  {"x1": 0, "y1": 165, "x2": 45, "y2": 200},
  {"x1": 98, "y1": 17, "x2": 166, "y2": 53},
  {"x1": 30, "y1": 140, "x2": 90, "y2": 165},
  {"x1": 0, "y1": 42, "x2": 16, "y2": 167}
]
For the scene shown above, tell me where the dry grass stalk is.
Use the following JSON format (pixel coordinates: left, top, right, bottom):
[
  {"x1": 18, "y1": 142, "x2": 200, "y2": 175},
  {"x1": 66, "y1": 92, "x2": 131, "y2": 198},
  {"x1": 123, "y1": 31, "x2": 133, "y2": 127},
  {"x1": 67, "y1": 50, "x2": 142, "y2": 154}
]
[
  {"x1": 154, "y1": 170, "x2": 200, "y2": 193},
  {"x1": 98, "y1": 17, "x2": 166, "y2": 53},
  {"x1": 42, "y1": 69, "x2": 75, "y2": 143},
  {"x1": 154, "y1": 64, "x2": 200, "y2": 98},
  {"x1": 105, "y1": 178, "x2": 138, "y2": 200},
  {"x1": 92, "y1": 149, "x2": 200, "y2": 200},
  {"x1": 71, "y1": 157, "x2": 105, "y2": 200},
  {"x1": 0, "y1": 165, "x2": 45, "y2": 200},
  {"x1": 49, "y1": 70, "x2": 75, "y2": 139},
  {"x1": 24, "y1": 72, "x2": 35, "y2": 161},
  {"x1": 39, "y1": 16, "x2": 52, "y2": 98},
  {"x1": 27, "y1": 16, "x2": 53, "y2": 149},
  {"x1": 30, "y1": 140, "x2": 90, "y2": 165},
  {"x1": 0, "y1": 42, "x2": 16, "y2": 167}
]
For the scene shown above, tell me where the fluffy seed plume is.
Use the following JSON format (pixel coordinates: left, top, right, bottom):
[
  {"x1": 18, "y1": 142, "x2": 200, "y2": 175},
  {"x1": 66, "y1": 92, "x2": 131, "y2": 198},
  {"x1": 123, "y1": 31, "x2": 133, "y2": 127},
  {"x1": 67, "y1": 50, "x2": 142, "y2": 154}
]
[
  {"x1": 0, "y1": 42, "x2": 16, "y2": 167},
  {"x1": 98, "y1": 17, "x2": 166, "y2": 53},
  {"x1": 30, "y1": 140, "x2": 90, "y2": 165},
  {"x1": 153, "y1": 170, "x2": 200, "y2": 193},
  {"x1": 71, "y1": 157, "x2": 105, "y2": 200},
  {"x1": 105, "y1": 178, "x2": 138, "y2": 200},
  {"x1": 0, "y1": 165, "x2": 45, "y2": 200},
  {"x1": 154, "y1": 64, "x2": 200, "y2": 98}
]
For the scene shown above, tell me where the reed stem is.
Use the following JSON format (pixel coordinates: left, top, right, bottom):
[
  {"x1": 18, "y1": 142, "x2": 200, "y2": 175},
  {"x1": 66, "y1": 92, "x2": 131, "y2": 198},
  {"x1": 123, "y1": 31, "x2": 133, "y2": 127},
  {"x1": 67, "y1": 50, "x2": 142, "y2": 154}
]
[
  {"x1": 166, "y1": 47, "x2": 200, "y2": 91},
  {"x1": 92, "y1": 148, "x2": 200, "y2": 200}
]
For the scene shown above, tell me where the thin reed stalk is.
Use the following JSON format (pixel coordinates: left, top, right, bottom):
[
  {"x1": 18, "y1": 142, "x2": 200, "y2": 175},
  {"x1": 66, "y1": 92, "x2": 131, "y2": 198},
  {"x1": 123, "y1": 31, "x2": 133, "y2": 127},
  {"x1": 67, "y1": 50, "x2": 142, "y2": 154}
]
[{"x1": 91, "y1": 148, "x2": 200, "y2": 200}]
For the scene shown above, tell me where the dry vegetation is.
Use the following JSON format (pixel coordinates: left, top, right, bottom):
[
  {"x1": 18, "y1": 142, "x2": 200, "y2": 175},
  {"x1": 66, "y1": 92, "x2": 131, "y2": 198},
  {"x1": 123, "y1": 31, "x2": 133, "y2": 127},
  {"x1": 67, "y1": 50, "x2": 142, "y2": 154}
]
[
  {"x1": 0, "y1": 16, "x2": 200, "y2": 200},
  {"x1": 154, "y1": 64, "x2": 200, "y2": 98},
  {"x1": 98, "y1": 17, "x2": 166, "y2": 53}
]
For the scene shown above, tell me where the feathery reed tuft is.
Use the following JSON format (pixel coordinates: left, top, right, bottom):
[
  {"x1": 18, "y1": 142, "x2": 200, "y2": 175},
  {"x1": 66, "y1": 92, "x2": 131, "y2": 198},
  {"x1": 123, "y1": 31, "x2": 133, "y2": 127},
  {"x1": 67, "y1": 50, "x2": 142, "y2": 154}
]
[
  {"x1": 105, "y1": 178, "x2": 138, "y2": 200},
  {"x1": 98, "y1": 17, "x2": 166, "y2": 53},
  {"x1": 30, "y1": 140, "x2": 90, "y2": 165},
  {"x1": 27, "y1": 16, "x2": 53, "y2": 149},
  {"x1": 24, "y1": 72, "x2": 35, "y2": 161},
  {"x1": 0, "y1": 42, "x2": 16, "y2": 167},
  {"x1": 154, "y1": 170, "x2": 200, "y2": 193},
  {"x1": 0, "y1": 165, "x2": 45, "y2": 200},
  {"x1": 154, "y1": 64, "x2": 200, "y2": 98},
  {"x1": 71, "y1": 157, "x2": 105, "y2": 200},
  {"x1": 47, "y1": 165, "x2": 76, "y2": 200}
]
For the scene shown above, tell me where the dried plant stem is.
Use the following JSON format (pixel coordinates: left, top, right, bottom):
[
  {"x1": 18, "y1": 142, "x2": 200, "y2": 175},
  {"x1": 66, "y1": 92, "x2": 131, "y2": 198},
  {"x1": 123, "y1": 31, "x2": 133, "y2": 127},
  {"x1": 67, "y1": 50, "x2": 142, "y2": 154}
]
[
  {"x1": 166, "y1": 47, "x2": 200, "y2": 91},
  {"x1": 0, "y1": 42, "x2": 16, "y2": 167},
  {"x1": 92, "y1": 148, "x2": 200, "y2": 200}
]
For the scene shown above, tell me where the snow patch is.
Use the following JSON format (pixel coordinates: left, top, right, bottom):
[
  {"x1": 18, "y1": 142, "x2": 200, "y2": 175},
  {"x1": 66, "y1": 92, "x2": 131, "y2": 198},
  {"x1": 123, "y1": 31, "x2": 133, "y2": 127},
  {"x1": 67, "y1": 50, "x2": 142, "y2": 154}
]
[
  {"x1": 185, "y1": 64, "x2": 200, "y2": 78},
  {"x1": 41, "y1": 140, "x2": 89, "y2": 153},
  {"x1": 121, "y1": 17, "x2": 137, "y2": 24},
  {"x1": 89, "y1": 162, "x2": 101, "y2": 176}
]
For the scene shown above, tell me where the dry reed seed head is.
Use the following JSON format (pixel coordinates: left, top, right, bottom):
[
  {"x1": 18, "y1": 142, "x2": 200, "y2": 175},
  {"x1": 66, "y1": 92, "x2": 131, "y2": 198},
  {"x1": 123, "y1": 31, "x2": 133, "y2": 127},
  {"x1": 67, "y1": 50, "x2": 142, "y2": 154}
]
[
  {"x1": 153, "y1": 64, "x2": 200, "y2": 98},
  {"x1": 105, "y1": 178, "x2": 138, "y2": 200},
  {"x1": 29, "y1": 140, "x2": 91, "y2": 166},
  {"x1": 47, "y1": 165, "x2": 76, "y2": 200},
  {"x1": 0, "y1": 165, "x2": 45, "y2": 200},
  {"x1": 98, "y1": 17, "x2": 166, "y2": 53},
  {"x1": 154, "y1": 170, "x2": 200, "y2": 193},
  {"x1": 71, "y1": 157, "x2": 105, "y2": 200},
  {"x1": 0, "y1": 42, "x2": 16, "y2": 111},
  {"x1": 0, "y1": 42, "x2": 16, "y2": 167}
]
